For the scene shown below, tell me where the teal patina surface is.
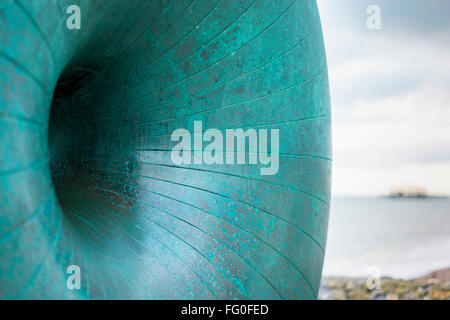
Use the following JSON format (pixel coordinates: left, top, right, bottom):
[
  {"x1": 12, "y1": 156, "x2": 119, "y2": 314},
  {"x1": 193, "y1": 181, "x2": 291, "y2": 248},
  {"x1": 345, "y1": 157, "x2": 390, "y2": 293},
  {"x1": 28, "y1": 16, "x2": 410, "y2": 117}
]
[{"x1": 0, "y1": 0, "x2": 331, "y2": 299}]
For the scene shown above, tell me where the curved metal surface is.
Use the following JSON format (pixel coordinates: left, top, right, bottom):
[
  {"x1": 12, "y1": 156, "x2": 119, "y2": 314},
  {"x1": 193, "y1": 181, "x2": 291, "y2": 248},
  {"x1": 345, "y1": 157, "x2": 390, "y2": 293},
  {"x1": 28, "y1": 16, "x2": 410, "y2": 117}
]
[{"x1": 0, "y1": 0, "x2": 331, "y2": 299}]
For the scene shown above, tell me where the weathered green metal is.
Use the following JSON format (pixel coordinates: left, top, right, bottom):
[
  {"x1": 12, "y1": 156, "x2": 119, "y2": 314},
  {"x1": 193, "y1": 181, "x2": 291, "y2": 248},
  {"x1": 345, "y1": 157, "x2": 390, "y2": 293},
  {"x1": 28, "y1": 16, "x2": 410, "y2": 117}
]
[{"x1": 0, "y1": 0, "x2": 331, "y2": 299}]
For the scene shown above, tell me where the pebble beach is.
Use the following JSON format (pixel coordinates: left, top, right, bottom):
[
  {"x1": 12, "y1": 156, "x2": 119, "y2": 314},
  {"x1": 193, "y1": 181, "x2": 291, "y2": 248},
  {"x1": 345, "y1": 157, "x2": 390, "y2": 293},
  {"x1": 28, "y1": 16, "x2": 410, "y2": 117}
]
[{"x1": 319, "y1": 268, "x2": 450, "y2": 300}]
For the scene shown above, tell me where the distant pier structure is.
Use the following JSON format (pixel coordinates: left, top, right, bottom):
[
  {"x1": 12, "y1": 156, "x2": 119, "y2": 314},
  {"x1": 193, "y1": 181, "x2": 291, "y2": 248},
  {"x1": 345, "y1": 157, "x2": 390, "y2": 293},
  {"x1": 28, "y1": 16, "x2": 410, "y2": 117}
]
[{"x1": 389, "y1": 186, "x2": 428, "y2": 198}]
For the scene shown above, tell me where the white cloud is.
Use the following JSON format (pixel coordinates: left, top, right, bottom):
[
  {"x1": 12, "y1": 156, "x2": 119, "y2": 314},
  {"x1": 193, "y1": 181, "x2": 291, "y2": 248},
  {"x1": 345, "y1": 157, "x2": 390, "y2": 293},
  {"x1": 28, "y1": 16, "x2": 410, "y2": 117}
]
[
  {"x1": 317, "y1": 0, "x2": 450, "y2": 196},
  {"x1": 333, "y1": 162, "x2": 450, "y2": 197}
]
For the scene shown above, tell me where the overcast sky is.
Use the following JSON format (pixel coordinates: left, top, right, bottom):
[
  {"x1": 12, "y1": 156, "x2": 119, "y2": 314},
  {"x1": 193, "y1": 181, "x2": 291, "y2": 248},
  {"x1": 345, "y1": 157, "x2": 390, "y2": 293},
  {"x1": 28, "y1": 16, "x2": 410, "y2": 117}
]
[{"x1": 317, "y1": 0, "x2": 450, "y2": 196}]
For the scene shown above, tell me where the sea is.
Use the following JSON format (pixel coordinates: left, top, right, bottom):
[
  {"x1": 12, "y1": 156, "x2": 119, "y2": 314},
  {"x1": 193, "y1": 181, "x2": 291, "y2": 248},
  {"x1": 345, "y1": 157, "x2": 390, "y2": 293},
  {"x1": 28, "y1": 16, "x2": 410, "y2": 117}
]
[{"x1": 322, "y1": 197, "x2": 450, "y2": 279}]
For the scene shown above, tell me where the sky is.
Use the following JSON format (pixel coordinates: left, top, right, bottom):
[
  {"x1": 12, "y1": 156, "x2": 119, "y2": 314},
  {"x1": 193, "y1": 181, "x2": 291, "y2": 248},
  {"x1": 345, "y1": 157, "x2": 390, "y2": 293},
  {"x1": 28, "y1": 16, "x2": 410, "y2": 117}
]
[{"x1": 316, "y1": 0, "x2": 450, "y2": 196}]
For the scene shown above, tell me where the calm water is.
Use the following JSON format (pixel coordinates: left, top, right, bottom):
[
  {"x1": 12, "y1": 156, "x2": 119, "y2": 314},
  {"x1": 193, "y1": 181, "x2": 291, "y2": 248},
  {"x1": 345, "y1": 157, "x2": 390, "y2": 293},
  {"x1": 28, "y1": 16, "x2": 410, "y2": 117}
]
[{"x1": 322, "y1": 197, "x2": 450, "y2": 279}]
